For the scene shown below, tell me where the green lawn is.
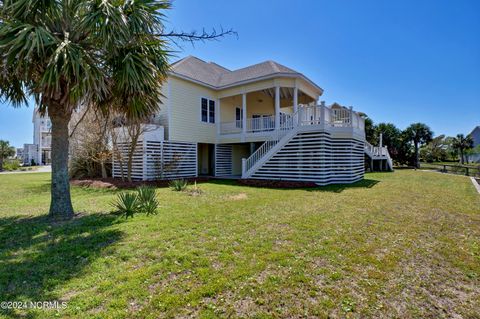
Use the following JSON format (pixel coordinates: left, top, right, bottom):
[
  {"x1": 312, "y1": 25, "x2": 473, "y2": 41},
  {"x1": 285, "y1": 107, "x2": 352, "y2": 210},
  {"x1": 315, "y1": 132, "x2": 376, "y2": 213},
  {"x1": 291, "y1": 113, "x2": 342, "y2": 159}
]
[{"x1": 0, "y1": 171, "x2": 479, "y2": 318}]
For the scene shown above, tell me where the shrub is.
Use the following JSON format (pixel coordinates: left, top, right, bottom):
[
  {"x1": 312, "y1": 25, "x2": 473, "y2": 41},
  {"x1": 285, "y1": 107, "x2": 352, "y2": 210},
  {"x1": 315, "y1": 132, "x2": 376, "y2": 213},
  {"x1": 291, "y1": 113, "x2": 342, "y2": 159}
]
[
  {"x1": 137, "y1": 186, "x2": 159, "y2": 215},
  {"x1": 112, "y1": 192, "x2": 139, "y2": 218},
  {"x1": 169, "y1": 179, "x2": 188, "y2": 191},
  {"x1": 2, "y1": 159, "x2": 20, "y2": 171}
]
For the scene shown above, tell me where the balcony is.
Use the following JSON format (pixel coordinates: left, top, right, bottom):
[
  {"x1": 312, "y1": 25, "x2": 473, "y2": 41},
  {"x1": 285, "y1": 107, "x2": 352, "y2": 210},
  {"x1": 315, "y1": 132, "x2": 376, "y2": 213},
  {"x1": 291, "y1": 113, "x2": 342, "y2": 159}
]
[{"x1": 219, "y1": 104, "x2": 364, "y2": 138}]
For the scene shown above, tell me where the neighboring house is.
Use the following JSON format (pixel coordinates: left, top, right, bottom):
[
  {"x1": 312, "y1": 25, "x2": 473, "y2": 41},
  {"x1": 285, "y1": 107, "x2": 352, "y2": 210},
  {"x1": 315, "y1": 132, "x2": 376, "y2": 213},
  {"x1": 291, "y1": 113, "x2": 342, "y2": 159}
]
[
  {"x1": 22, "y1": 143, "x2": 38, "y2": 165},
  {"x1": 113, "y1": 56, "x2": 390, "y2": 185},
  {"x1": 32, "y1": 108, "x2": 52, "y2": 165},
  {"x1": 15, "y1": 148, "x2": 24, "y2": 161},
  {"x1": 468, "y1": 126, "x2": 480, "y2": 163},
  {"x1": 469, "y1": 126, "x2": 480, "y2": 148}
]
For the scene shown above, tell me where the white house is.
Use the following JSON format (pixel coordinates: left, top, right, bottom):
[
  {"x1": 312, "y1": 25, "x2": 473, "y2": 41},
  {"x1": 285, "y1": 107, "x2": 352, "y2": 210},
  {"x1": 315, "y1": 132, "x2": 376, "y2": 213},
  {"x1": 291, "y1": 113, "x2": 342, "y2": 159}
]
[
  {"x1": 113, "y1": 56, "x2": 391, "y2": 184},
  {"x1": 22, "y1": 143, "x2": 38, "y2": 166},
  {"x1": 20, "y1": 108, "x2": 52, "y2": 166},
  {"x1": 32, "y1": 108, "x2": 52, "y2": 165}
]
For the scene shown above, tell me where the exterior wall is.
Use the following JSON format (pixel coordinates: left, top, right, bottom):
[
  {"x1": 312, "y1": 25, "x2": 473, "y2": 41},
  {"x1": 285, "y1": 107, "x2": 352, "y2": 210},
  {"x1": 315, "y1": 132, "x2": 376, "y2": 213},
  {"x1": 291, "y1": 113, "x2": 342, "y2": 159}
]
[
  {"x1": 232, "y1": 144, "x2": 250, "y2": 175},
  {"x1": 470, "y1": 127, "x2": 480, "y2": 147},
  {"x1": 168, "y1": 77, "x2": 218, "y2": 143},
  {"x1": 197, "y1": 143, "x2": 211, "y2": 175},
  {"x1": 220, "y1": 92, "x2": 275, "y2": 123},
  {"x1": 154, "y1": 82, "x2": 170, "y2": 139},
  {"x1": 219, "y1": 91, "x2": 312, "y2": 123}
]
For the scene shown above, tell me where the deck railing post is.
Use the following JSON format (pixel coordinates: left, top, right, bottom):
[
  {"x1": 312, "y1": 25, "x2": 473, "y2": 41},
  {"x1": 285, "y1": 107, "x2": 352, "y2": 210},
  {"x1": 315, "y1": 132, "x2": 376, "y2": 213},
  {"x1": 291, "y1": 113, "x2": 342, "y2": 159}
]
[
  {"x1": 349, "y1": 106, "x2": 353, "y2": 127},
  {"x1": 241, "y1": 158, "x2": 246, "y2": 177},
  {"x1": 320, "y1": 104, "x2": 325, "y2": 127}
]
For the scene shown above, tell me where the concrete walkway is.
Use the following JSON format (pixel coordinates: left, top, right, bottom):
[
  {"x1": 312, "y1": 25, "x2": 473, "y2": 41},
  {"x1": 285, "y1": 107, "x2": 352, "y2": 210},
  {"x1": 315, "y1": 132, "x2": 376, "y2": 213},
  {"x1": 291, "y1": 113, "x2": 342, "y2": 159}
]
[
  {"x1": 0, "y1": 165, "x2": 51, "y2": 174},
  {"x1": 471, "y1": 177, "x2": 480, "y2": 194}
]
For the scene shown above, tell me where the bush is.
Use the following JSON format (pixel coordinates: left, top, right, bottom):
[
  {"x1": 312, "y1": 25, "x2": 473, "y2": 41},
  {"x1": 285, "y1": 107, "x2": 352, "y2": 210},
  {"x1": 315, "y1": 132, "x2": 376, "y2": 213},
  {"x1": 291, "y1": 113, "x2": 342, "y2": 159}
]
[
  {"x1": 2, "y1": 159, "x2": 21, "y2": 171},
  {"x1": 137, "y1": 186, "x2": 159, "y2": 215},
  {"x1": 112, "y1": 192, "x2": 139, "y2": 218},
  {"x1": 169, "y1": 179, "x2": 188, "y2": 191}
]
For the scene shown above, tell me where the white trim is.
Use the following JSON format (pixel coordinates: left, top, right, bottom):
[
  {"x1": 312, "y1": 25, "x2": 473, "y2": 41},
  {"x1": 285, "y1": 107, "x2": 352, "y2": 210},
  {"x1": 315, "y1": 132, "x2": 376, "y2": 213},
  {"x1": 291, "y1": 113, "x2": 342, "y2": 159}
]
[
  {"x1": 242, "y1": 93, "x2": 247, "y2": 137},
  {"x1": 199, "y1": 96, "x2": 216, "y2": 125},
  {"x1": 169, "y1": 72, "x2": 323, "y2": 96},
  {"x1": 274, "y1": 86, "x2": 280, "y2": 130},
  {"x1": 167, "y1": 79, "x2": 172, "y2": 139}
]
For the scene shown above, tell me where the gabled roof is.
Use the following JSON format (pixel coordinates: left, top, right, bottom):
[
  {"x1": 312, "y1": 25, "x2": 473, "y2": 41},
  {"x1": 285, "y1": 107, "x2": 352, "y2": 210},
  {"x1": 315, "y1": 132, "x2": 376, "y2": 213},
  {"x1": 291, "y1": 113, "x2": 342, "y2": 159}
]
[
  {"x1": 469, "y1": 126, "x2": 480, "y2": 135},
  {"x1": 170, "y1": 56, "x2": 322, "y2": 94},
  {"x1": 469, "y1": 126, "x2": 480, "y2": 147}
]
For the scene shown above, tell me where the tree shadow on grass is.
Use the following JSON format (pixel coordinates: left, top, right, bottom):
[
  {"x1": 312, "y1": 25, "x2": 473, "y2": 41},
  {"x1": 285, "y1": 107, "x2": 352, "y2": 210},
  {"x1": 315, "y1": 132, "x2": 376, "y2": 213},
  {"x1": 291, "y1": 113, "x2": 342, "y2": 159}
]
[
  {"x1": 0, "y1": 213, "x2": 123, "y2": 318},
  {"x1": 307, "y1": 179, "x2": 380, "y2": 193},
  {"x1": 207, "y1": 178, "x2": 380, "y2": 193}
]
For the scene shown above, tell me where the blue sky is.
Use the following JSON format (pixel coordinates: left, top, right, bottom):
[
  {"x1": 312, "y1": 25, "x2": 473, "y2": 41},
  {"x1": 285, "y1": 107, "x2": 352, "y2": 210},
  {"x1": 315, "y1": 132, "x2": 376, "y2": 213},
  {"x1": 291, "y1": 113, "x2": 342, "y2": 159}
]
[{"x1": 1, "y1": 0, "x2": 479, "y2": 148}]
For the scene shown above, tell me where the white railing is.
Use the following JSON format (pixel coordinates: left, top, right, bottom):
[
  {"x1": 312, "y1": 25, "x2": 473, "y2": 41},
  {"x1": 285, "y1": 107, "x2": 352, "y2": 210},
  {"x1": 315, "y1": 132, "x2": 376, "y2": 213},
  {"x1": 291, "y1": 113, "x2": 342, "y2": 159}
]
[
  {"x1": 242, "y1": 109, "x2": 300, "y2": 175},
  {"x1": 221, "y1": 104, "x2": 365, "y2": 135},
  {"x1": 246, "y1": 116, "x2": 275, "y2": 132},
  {"x1": 242, "y1": 139, "x2": 278, "y2": 175},
  {"x1": 365, "y1": 141, "x2": 393, "y2": 170}
]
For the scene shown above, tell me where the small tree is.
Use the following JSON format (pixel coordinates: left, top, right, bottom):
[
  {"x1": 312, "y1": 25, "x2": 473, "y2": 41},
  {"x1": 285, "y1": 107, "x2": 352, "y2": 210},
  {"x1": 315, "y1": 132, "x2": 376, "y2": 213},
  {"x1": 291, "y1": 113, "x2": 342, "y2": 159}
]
[
  {"x1": 452, "y1": 134, "x2": 474, "y2": 164},
  {"x1": 404, "y1": 123, "x2": 433, "y2": 168},
  {"x1": 0, "y1": 140, "x2": 15, "y2": 171}
]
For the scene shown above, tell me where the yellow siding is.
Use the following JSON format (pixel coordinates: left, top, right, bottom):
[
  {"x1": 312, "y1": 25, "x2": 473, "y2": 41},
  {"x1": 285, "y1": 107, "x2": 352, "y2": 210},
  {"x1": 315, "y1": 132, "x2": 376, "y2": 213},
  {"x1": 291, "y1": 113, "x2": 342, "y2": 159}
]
[
  {"x1": 232, "y1": 144, "x2": 250, "y2": 175},
  {"x1": 168, "y1": 77, "x2": 218, "y2": 143},
  {"x1": 165, "y1": 74, "x2": 320, "y2": 144},
  {"x1": 220, "y1": 91, "x2": 276, "y2": 122}
]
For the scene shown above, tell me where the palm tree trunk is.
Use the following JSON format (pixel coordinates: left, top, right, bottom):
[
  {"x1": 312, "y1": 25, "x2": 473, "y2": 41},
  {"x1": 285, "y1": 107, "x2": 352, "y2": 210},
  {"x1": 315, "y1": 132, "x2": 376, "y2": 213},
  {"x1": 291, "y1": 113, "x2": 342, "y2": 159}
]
[
  {"x1": 460, "y1": 150, "x2": 464, "y2": 164},
  {"x1": 49, "y1": 108, "x2": 74, "y2": 219},
  {"x1": 414, "y1": 143, "x2": 420, "y2": 168}
]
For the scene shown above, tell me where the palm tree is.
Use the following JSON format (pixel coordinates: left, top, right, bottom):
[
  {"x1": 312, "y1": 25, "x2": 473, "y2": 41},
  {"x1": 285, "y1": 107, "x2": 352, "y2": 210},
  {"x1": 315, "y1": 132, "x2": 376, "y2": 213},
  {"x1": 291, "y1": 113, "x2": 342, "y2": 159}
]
[
  {"x1": 452, "y1": 134, "x2": 474, "y2": 164},
  {"x1": 0, "y1": 140, "x2": 15, "y2": 172},
  {"x1": 404, "y1": 123, "x2": 433, "y2": 168},
  {"x1": 0, "y1": 0, "x2": 170, "y2": 219}
]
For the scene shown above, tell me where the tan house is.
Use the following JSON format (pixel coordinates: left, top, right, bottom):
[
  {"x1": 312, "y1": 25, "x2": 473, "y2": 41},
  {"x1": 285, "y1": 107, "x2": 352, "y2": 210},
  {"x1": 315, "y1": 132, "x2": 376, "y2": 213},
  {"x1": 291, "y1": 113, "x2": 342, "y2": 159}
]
[{"x1": 113, "y1": 56, "x2": 391, "y2": 184}]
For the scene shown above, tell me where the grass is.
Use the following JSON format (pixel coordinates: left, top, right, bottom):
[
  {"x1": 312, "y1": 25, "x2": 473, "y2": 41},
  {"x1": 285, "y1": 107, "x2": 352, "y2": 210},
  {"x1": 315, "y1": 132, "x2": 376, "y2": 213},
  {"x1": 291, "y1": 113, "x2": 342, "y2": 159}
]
[{"x1": 0, "y1": 171, "x2": 479, "y2": 318}]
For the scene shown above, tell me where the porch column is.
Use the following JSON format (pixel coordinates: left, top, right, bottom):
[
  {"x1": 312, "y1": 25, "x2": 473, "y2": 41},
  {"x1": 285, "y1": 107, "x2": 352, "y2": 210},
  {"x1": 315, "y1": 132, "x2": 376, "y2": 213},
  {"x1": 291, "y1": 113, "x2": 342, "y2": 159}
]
[
  {"x1": 216, "y1": 98, "x2": 221, "y2": 137},
  {"x1": 275, "y1": 86, "x2": 280, "y2": 130},
  {"x1": 293, "y1": 86, "x2": 298, "y2": 113},
  {"x1": 242, "y1": 93, "x2": 247, "y2": 135}
]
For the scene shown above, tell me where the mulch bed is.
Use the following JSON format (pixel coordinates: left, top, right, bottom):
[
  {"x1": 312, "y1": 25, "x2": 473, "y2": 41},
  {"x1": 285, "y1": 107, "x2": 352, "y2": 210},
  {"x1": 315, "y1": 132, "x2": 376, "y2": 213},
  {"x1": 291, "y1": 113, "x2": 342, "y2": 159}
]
[
  {"x1": 238, "y1": 179, "x2": 318, "y2": 188},
  {"x1": 70, "y1": 177, "x2": 211, "y2": 189},
  {"x1": 71, "y1": 177, "x2": 319, "y2": 190}
]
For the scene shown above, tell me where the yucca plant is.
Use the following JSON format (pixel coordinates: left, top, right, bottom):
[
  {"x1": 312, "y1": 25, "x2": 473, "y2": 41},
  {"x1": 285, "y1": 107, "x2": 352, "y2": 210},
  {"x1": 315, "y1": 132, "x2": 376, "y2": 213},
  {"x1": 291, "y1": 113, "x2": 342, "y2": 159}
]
[
  {"x1": 137, "y1": 186, "x2": 159, "y2": 215},
  {"x1": 169, "y1": 179, "x2": 188, "y2": 191},
  {"x1": 112, "y1": 192, "x2": 139, "y2": 218}
]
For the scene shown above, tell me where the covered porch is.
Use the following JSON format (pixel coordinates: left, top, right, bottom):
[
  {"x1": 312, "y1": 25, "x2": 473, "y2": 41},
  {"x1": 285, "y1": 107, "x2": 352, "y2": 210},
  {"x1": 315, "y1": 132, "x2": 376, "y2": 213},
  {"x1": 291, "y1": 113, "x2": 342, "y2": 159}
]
[{"x1": 217, "y1": 80, "x2": 318, "y2": 140}]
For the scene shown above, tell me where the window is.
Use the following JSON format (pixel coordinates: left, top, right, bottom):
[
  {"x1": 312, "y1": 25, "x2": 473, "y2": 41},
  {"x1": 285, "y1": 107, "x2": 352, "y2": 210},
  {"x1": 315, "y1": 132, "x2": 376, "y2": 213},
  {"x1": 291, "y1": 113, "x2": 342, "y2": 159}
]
[{"x1": 201, "y1": 98, "x2": 215, "y2": 123}]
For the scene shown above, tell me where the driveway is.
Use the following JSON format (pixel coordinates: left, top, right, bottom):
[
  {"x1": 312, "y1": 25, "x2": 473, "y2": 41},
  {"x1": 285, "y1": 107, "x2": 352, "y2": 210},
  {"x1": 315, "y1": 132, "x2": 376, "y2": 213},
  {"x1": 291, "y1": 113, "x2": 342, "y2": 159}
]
[{"x1": 0, "y1": 165, "x2": 51, "y2": 174}]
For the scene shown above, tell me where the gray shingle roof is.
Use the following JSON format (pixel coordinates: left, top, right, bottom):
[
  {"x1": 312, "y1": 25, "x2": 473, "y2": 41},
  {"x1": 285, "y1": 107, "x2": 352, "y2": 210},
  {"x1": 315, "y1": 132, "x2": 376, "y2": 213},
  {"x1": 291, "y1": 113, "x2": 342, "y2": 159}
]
[{"x1": 170, "y1": 56, "x2": 320, "y2": 91}]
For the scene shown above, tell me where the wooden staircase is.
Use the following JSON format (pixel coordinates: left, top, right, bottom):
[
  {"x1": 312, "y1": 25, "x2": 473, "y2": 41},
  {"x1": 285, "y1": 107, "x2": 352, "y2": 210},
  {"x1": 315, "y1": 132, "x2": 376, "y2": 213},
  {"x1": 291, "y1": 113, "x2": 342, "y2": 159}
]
[
  {"x1": 364, "y1": 141, "x2": 393, "y2": 171},
  {"x1": 241, "y1": 105, "x2": 366, "y2": 185}
]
